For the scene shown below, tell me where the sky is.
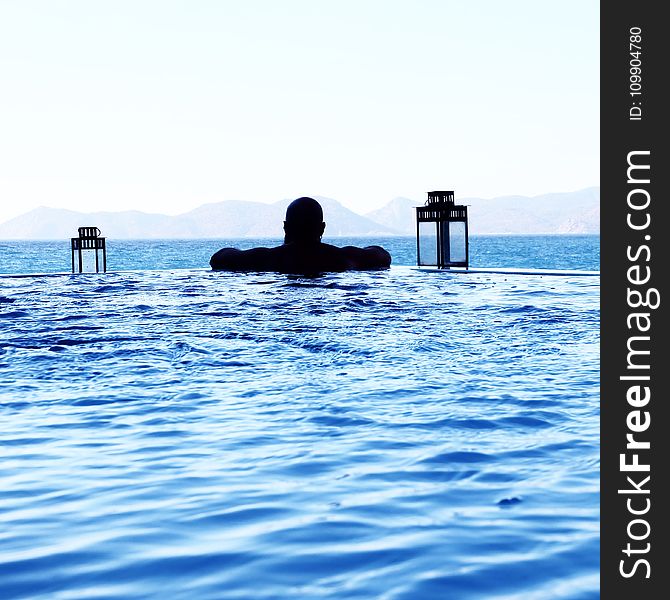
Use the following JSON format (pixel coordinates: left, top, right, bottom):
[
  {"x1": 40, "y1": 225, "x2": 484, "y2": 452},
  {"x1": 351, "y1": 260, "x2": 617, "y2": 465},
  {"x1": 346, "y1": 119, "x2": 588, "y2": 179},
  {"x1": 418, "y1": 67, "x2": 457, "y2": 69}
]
[{"x1": 0, "y1": 1, "x2": 599, "y2": 224}]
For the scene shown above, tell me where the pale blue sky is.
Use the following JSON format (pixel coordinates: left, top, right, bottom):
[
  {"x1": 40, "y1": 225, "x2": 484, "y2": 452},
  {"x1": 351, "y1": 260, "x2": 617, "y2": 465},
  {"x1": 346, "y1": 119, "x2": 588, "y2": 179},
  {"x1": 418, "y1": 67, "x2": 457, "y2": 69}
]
[{"x1": 0, "y1": 1, "x2": 599, "y2": 223}]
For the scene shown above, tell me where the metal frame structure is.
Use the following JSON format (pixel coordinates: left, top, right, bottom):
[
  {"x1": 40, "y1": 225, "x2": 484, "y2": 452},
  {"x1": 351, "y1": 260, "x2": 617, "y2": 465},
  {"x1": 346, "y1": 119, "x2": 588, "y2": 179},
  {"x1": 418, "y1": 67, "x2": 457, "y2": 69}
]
[
  {"x1": 416, "y1": 191, "x2": 469, "y2": 268},
  {"x1": 71, "y1": 227, "x2": 107, "y2": 273}
]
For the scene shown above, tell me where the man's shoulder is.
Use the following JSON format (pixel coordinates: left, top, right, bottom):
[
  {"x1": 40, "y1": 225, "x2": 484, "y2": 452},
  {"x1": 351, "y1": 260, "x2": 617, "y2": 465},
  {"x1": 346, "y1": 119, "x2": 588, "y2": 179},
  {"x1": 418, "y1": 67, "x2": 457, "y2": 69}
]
[
  {"x1": 317, "y1": 242, "x2": 347, "y2": 254},
  {"x1": 210, "y1": 246, "x2": 278, "y2": 271},
  {"x1": 315, "y1": 243, "x2": 391, "y2": 269}
]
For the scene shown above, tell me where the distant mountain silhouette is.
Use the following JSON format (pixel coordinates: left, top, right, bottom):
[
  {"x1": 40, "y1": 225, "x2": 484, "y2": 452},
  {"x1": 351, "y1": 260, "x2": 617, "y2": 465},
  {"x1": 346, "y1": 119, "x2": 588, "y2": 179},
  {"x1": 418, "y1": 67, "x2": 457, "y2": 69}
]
[
  {"x1": 0, "y1": 196, "x2": 395, "y2": 240},
  {"x1": 0, "y1": 189, "x2": 599, "y2": 239},
  {"x1": 365, "y1": 188, "x2": 600, "y2": 235},
  {"x1": 468, "y1": 187, "x2": 600, "y2": 234},
  {"x1": 364, "y1": 197, "x2": 415, "y2": 235}
]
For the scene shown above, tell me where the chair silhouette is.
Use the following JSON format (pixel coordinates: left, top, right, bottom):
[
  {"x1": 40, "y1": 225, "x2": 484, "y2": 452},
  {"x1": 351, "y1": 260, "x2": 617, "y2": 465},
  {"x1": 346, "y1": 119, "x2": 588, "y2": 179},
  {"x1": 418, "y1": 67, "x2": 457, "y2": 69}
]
[{"x1": 71, "y1": 227, "x2": 107, "y2": 273}]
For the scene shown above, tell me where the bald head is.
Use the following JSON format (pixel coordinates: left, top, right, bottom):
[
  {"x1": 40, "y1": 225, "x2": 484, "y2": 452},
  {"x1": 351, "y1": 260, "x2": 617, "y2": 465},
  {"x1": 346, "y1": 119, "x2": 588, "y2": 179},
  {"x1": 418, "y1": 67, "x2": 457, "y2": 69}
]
[{"x1": 284, "y1": 197, "x2": 325, "y2": 244}]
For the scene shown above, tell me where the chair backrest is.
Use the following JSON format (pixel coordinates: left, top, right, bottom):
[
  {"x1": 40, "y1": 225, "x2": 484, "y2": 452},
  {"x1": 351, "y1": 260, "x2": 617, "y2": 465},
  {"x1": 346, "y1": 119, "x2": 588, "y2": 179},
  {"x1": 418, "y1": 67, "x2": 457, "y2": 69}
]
[{"x1": 78, "y1": 227, "x2": 101, "y2": 238}]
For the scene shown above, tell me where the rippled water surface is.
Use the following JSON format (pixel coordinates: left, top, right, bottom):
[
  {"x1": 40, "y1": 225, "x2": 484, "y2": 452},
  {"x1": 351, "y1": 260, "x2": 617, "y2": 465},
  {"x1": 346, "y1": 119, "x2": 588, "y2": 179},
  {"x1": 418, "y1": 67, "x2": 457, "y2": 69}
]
[{"x1": 0, "y1": 267, "x2": 599, "y2": 599}]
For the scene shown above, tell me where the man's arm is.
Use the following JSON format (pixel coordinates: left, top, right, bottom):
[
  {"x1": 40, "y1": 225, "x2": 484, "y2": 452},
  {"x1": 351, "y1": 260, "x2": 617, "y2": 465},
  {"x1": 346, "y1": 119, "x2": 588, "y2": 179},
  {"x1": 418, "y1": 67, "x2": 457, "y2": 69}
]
[
  {"x1": 210, "y1": 247, "x2": 273, "y2": 271},
  {"x1": 341, "y1": 245, "x2": 392, "y2": 270}
]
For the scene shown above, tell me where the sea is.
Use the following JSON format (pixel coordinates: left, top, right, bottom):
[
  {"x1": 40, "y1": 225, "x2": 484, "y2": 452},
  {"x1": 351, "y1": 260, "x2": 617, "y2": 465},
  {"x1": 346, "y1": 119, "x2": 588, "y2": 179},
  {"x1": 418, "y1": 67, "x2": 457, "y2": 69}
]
[
  {"x1": 0, "y1": 235, "x2": 599, "y2": 599},
  {"x1": 0, "y1": 235, "x2": 599, "y2": 274}
]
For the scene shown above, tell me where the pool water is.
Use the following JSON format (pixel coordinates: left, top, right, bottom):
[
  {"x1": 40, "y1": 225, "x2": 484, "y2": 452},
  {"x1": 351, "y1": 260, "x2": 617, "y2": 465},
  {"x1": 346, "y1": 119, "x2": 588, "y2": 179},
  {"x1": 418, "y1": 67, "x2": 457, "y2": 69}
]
[{"x1": 0, "y1": 267, "x2": 599, "y2": 599}]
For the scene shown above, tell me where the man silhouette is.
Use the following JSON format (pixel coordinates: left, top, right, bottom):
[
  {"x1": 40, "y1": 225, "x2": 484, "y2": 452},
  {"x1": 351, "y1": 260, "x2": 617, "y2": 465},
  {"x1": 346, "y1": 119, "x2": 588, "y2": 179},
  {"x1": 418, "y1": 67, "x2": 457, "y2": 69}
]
[{"x1": 210, "y1": 197, "x2": 391, "y2": 273}]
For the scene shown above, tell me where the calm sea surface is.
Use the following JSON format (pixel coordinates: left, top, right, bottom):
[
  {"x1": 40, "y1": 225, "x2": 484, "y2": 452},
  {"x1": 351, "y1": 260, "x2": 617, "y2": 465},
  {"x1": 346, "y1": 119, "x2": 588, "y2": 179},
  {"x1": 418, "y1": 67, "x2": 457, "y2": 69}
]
[
  {"x1": 0, "y1": 235, "x2": 599, "y2": 274},
  {"x1": 1, "y1": 237, "x2": 599, "y2": 599}
]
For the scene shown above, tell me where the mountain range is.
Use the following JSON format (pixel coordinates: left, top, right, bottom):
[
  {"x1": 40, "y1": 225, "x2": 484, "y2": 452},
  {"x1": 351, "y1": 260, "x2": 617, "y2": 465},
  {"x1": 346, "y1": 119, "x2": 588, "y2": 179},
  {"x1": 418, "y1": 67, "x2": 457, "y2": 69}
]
[{"x1": 0, "y1": 188, "x2": 599, "y2": 239}]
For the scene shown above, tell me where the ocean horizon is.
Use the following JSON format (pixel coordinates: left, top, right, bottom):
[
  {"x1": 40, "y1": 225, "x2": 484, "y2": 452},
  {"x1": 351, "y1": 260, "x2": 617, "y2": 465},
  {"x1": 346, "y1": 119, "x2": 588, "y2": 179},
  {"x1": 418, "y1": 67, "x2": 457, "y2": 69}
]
[{"x1": 0, "y1": 234, "x2": 600, "y2": 276}]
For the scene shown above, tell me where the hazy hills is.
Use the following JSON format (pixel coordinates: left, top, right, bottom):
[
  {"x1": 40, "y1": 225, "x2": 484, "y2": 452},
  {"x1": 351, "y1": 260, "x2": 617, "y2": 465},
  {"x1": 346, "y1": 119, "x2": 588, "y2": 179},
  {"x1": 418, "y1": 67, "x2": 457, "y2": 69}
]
[
  {"x1": 0, "y1": 188, "x2": 599, "y2": 239},
  {"x1": 365, "y1": 188, "x2": 600, "y2": 235}
]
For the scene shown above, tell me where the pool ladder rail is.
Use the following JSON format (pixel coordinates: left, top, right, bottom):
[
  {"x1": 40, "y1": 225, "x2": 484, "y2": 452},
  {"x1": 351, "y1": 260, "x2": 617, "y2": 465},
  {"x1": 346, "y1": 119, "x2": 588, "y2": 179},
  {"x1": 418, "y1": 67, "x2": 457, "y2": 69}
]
[{"x1": 71, "y1": 227, "x2": 107, "y2": 273}]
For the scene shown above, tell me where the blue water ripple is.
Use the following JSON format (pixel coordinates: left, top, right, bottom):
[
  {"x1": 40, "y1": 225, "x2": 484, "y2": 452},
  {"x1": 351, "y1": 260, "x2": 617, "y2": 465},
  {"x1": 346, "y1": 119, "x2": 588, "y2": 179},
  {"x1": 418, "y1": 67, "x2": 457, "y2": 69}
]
[{"x1": 0, "y1": 266, "x2": 599, "y2": 599}]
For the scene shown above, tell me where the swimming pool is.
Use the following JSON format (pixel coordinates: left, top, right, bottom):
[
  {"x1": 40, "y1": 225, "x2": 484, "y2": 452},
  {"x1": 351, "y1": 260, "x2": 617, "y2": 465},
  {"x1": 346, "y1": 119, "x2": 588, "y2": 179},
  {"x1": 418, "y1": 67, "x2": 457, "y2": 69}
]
[{"x1": 0, "y1": 266, "x2": 599, "y2": 599}]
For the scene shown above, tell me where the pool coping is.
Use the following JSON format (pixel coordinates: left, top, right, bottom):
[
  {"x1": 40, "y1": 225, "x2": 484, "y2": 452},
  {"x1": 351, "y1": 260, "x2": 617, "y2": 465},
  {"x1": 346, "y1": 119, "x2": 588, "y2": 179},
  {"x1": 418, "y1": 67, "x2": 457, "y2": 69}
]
[
  {"x1": 412, "y1": 266, "x2": 599, "y2": 277},
  {"x1": 0, "y1": 265, "x2": 600, "y2": 279}
]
